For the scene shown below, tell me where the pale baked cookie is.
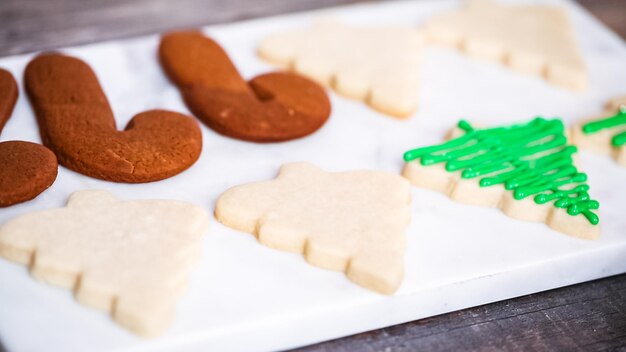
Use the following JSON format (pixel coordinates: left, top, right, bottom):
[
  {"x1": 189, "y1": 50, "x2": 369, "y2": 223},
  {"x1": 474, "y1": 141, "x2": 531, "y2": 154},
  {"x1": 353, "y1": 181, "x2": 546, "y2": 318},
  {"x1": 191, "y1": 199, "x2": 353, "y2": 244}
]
[
  {"x1": 0, "y1": 190, "x2": 209, "y2": 337},
  {"x1": 424, "y1": 0, "x2": 587, "y2": 90},
  {"x1": 215, "y1": 162, "x2": 411, "y2": 294},
  {"x1": 402, "y1": 118, "x2": 600, "y2": 240},
  {"x1": 258, "y1": 20, "x2": 423, "y2": 118},
  {"x1": 571, "y1": 96, "x2": 626, "y2": 166}
]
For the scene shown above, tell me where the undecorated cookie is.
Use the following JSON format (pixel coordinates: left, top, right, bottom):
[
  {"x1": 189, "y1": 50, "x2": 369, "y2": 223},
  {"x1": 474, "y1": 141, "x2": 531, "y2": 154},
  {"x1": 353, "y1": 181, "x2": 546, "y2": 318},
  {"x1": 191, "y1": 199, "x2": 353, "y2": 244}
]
[
  {"x1": 424, "y1": 0, "x2": 587, "y2": 90},
  {"x1": 24, "y1": 53, "x2": 203, "y2": 183},
  {"x1": 402, "y1": 118, "x2": 600, "y2": 240},
  {"x1": 159, "y1": 31, "x2": 331, "y2": 142},
  {"x1": 258, "y1": 20, "x2": 423, "y2": 118},
  {"x1": 0, "y1": 190, "x2": 209, "y2": 337},
  {"x1": 571, "y1": 96, "x2": 626, "y2": 166},
  {"x1": 215, "y1": 162, "x2": 411, "y2": 294},
  {"x1": 0, "y1": 68, "x2": 18, "y2": 134},
  {"x1": 0, "y1": 68, "x2": 57, "y2": 207}
]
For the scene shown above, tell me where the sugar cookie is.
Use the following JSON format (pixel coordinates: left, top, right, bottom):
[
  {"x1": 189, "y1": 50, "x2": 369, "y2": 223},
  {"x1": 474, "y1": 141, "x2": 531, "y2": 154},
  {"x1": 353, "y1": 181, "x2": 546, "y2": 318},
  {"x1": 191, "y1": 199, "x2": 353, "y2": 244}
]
[
  {"x1": 424, "y1": 0, "x2": 587, "y2": 90},
  {"x1": 215, "y1": 162, "x2": 411, "y2": 294},
  {"x1": 258, "y1": 20, "x2": 423, "y2": 118},
  {"x1": 403, "y1": 118, "x2": 600, "y2": 240},
  {"x1": 0, "y1": 190, "x2": 209, "y2": 337},
  {"x1": 571, "y1": 96, "x2": 626, "y2": 166}
]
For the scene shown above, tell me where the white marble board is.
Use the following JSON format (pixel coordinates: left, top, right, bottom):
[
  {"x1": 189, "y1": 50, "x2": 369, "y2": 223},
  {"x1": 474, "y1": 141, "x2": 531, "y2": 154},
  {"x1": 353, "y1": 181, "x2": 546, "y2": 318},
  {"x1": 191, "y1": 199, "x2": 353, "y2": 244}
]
[{"x1": 0, "y1": 0, "x2": 625, "y2": 351}]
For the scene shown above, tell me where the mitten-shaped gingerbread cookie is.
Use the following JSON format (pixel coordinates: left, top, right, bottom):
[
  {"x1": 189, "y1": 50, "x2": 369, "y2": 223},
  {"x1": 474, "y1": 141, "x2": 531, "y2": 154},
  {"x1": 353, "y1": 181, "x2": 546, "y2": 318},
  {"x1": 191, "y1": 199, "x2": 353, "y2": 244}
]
[
  {"x1": 160, "y1": 31, "x2": 331, "y2": 142},
  {"x1": 25, "y1": 53, "x2": 202, "y2": 183}
]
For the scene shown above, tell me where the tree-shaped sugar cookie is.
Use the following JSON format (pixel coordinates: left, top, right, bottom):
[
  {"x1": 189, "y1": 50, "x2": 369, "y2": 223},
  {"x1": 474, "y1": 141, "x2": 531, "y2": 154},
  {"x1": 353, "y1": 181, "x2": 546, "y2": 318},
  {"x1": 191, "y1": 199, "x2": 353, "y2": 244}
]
[
  {"x1": 572, "y1": 96, "x2": 626, "y2": 166},
  {"x1": 258, "y1": 21, "x2": 423, "y2": 118},
  {"x1": 424, "y1": 0, "x2": 587, "y2": 90},
  {"x1": 0, "y1": 190, "x2": 209, "y2": 337},
  {"x1": 402, "y1": 118, "x2": 600, "y2": 240},
  {"x1": 215, "y1": 162, "x2": 411, "y2": 294}
]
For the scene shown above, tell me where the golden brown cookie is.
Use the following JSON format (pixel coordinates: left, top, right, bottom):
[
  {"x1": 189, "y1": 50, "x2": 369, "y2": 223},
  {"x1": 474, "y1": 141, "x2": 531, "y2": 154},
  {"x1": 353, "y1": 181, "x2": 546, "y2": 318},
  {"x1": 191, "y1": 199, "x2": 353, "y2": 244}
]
[
  {"x1": 24, "y1": 53, "x2": 203, "y2": 183},
  {"x1": 159, "y1": 31, "x2": 331, "y2": 143},
  {"x1": 0, "y1": 68, "x2": 57, "y2": 207}
]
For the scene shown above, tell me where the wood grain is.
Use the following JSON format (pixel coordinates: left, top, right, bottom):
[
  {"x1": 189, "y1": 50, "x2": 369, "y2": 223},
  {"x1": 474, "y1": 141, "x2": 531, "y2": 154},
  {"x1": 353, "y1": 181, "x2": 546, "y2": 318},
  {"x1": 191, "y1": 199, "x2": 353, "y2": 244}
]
[
  {"x1": 0, "y1": 0, "x2": 364, "y2": 56},
  {"x1": 0, "y1": 0, "x2": 624, "y2": 351},
  {"x1": 0, "y1": 0, "x2": 623, "y2": 57},
  {"x1": 578, "y1": 0, "x2": 626, "y2": 39},
  {"x1": 297, "y1": 274, "x2": 626, "y2": 351}
]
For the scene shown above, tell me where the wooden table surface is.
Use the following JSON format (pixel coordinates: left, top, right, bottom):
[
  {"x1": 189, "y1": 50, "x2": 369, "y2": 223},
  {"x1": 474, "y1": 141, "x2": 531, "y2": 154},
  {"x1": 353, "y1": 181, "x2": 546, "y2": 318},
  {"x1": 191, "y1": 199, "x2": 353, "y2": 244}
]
[{"x1": 0, "y1": 1, "x2": 625, "y2": 351}]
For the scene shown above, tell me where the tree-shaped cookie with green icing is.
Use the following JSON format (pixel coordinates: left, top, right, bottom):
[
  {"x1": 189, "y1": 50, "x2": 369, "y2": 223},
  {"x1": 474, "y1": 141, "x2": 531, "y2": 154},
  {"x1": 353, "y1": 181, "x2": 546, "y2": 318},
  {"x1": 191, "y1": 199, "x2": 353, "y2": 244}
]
[
  {"x1": 402, "y1": 118, "x2": 600, "y2": 240},
  {"x1": 572, "y1": 96, "x2": 626, "y2": 166}
]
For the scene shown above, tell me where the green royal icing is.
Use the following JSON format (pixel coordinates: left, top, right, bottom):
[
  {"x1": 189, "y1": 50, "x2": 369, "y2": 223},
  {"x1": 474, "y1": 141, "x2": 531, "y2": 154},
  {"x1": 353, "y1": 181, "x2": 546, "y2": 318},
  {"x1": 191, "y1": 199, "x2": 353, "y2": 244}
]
[
  {"x1": 403, "y1": 117, "x2": 600, "y2": 225},
  {"x1": 581, "y1": 105, "x2": 626, "y2": 147}
]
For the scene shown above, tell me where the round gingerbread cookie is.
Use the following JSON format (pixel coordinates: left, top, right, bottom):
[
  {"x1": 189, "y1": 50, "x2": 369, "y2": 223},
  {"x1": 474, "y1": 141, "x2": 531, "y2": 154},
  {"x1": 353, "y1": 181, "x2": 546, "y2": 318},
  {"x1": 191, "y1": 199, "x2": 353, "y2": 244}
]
[
  {"x1": 159, "y1": 31, "x2": 331, "y2": 143},
  {"x1": 0, "y1": 68, "x2": 57, "y2": 207},
  {"x1": 0, "y1": 141, "x2": 58, "y2": 207}
]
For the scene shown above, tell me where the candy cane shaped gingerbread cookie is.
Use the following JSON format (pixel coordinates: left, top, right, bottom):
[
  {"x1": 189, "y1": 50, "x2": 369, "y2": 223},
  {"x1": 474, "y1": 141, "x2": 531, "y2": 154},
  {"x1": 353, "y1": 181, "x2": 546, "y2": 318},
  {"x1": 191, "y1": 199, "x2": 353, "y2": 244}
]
[
  {"x1": 0, "y1": 68, "x2": 57, "y2": 207},
  {"x1": 24, "y1": 53, "x2": 203, "y2": 183},
  {"x1": 159, "y1": 31, "x2": 331, "y2": 142}
]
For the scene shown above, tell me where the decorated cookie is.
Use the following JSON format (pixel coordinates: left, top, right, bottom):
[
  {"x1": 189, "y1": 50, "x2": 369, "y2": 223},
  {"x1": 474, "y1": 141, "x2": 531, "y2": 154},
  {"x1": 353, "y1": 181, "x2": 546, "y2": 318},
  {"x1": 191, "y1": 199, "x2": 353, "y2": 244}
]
[
  {"x1": 24, "y1": 53, "x2": 202, "y2": 183},
  {"x1": 215, "y1": 162, "x2": 411, "y2": 294},
  {"x1": 571, "y1": 96, "x2": 626, "y2": 166},
  {"x1": 159, "y1": 31, "x2": 331, "y2": 142},
  {"x1": 424, "y1": 0, "x2": 587, "y2": 90},
  {"x1": 0, "y1": 190, "x2": 209, "y2": 337},
  {"x1": 402, "y1": 118, "x2": 600, "y2": 240},
  {"x1": 0, "y1": 68, "x2": 57, "y2": 207},
  {"x1": 258, "y1": 20, "x2": 423, "y2": 118}
]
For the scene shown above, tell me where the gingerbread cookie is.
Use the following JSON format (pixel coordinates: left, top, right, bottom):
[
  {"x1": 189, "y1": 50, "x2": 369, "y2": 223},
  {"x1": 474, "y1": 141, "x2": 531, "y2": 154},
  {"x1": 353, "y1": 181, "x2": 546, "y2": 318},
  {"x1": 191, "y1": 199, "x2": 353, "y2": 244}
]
[
  {"x1": 159, "y1": 31, "x2": 331, "y2": 142},
  {"x1": 424, "y1": 0, "x2": 587, "y2": 90},
  {"x1": 402, "y1": 118, "x2": 600, "y2": 240},
  {"x1": 571, "y1": 96, "x2": 626, "y2": 166},
  {"x1": 215, "y1": 162, "x2": 411, "y2": 294},
  {"x1": 0, "y1": 68, "x2": 57, "y2": 207},
  {"x1": 24, "y1": 53, "x2": 202, "y2": 183},
  {"x1": 0, "y1": 190, "x2": 209, "y2": 337},
  {"x1": 258, "y1": 20, "x2": 423, "y2": 118},
  {"x1": 0, "y1": 68, "x2": 18, "y2": 134}
]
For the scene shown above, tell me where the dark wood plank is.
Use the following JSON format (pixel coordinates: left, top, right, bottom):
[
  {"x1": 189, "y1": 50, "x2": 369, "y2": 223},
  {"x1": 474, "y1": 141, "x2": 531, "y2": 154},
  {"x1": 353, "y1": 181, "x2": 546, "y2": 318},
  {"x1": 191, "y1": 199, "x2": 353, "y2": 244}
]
[
  {"x1": 0, "y1": 0, "x2": 624, "y2": 351},
  {"x1": 294, "y1": 274, "x2": 626, "y2": 351},
  {"x1": 0, "y1": 0, "x2": 624, "y2": 58},
  {"x1": 578, "y1": 0, "x2": 626, "y2": 39},
  {"x1": 0, "y1": 0, "x2": 365, "y2": 56}
]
